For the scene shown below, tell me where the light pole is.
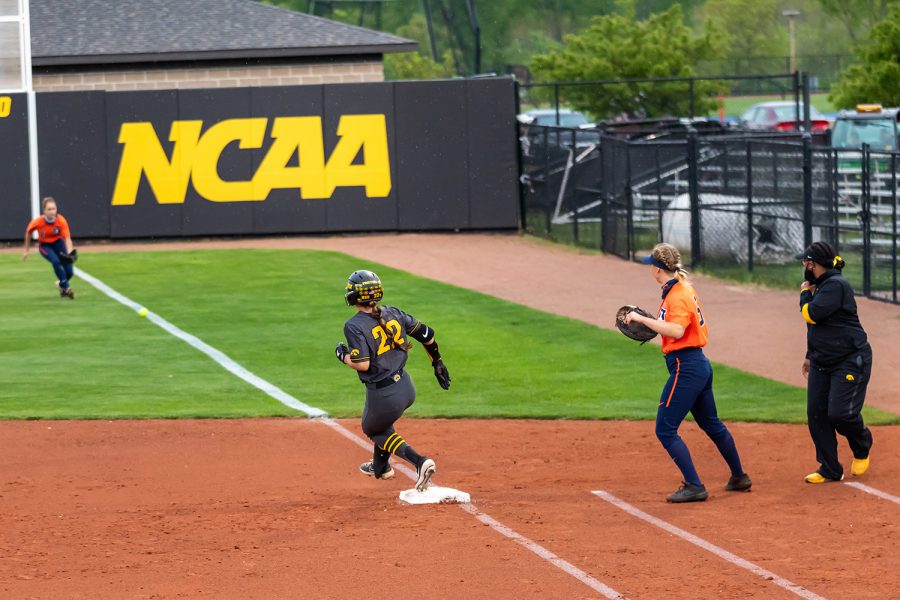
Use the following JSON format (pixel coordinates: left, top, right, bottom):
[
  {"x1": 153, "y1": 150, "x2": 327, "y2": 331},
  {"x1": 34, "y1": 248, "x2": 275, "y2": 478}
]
[{"x1": 782, "y1": 9, "x2": 800, "y2": 74}]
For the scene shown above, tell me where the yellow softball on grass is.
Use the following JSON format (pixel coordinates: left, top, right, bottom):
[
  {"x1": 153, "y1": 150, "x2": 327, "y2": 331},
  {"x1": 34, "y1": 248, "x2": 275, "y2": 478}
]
[{"x1": 138, "y1": 307, "x2": 149, "y2": 317}]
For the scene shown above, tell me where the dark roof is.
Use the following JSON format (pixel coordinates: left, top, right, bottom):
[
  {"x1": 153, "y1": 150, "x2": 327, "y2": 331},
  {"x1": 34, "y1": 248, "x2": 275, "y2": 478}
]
[{"x1": 31, "y1": 0, "x2": 416, "y2": 66}]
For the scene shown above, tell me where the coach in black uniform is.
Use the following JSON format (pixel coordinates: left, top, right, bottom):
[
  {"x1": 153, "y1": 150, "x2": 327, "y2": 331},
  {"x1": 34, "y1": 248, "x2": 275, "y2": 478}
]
[
  {"x1": 335, "y1": 270, "x2": 451, "y2": 492},
  {"x1": 797, "y1": 242, "x2": 873, "y2": 484}
]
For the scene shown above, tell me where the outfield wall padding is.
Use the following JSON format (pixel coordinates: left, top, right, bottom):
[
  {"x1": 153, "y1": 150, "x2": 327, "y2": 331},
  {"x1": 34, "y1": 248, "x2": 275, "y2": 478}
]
[
  {"x1": 0, "y1": 93, "x2": 33, "y2": 241},
  {"x1": 0, "y1": 78, "x2": 518, "y2": 241}
]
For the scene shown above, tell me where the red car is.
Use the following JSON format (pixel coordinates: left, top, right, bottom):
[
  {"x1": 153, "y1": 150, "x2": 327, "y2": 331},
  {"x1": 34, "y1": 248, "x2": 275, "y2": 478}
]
[{"x1": 739, "y1": 101, "x2": 831, "y2": 133}]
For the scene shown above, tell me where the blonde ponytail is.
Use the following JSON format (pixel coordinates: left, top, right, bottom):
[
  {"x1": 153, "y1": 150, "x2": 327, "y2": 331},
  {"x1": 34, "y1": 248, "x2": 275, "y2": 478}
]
[{"x1": 652, "y1": 243, "x2": 690, "y2": 282}]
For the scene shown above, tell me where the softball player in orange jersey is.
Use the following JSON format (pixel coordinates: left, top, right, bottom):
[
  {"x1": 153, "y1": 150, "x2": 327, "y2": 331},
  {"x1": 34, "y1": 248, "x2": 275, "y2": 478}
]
[
  {"x1": 625, "y1": 243, "x2": 751, "y2": 502},
  {"x1": 23, "y1": 197, "x2": 77, "y2": 299}
]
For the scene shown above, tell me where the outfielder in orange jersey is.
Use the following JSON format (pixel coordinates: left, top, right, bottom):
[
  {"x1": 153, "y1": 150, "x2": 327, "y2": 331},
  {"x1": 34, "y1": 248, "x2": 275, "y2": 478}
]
[
  {"x1": 23, "y1": 197, "x2": 77, "y2": 299},
  {"x1": 625, "y1": 243, "x2": 751, "y2": 503}
]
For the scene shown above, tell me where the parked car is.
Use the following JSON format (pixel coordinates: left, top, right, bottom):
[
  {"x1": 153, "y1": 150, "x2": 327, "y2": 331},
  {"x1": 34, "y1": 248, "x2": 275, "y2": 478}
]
[
  {"x1": 831, "y1": 104, "x2": 899, "y2": 151},
  {"x1": 518, "y1": 108, "x2": 599, "y2": 157},
  {"x1": 738, "y1": 101, "x2": 831, "y2": 133},
  {"x1": 518, "y1": 108, "x2": 592, "y2": 128}
]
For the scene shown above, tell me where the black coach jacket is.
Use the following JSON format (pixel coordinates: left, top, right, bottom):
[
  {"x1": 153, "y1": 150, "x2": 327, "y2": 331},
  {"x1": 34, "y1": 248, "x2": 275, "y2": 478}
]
[{"x1": 799, "y1": 269, "x2": 869, "y2": 368}]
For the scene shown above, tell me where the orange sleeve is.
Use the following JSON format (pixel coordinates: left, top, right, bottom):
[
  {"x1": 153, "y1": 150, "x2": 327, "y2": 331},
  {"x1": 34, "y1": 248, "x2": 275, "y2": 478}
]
[
  {"x1": 26, "y1": 217, "x2": 40, "y2": 234},
  {"x1": 57, "y1": 215, "x2": 71, "y2": 238},
  {"x1": 665, "y1": 290, "x2": 693, "y2": 328}
]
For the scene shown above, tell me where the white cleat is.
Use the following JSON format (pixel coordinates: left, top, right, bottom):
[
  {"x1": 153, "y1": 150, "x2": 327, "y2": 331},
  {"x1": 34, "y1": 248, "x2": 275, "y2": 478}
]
[{"x1": 416, "y1": 458, "x2": 436, "y2": 492}]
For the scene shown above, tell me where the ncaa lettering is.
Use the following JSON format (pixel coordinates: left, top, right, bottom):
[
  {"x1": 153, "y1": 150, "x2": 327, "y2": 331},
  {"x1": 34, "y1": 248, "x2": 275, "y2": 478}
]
[{"x1": 112, "y1": 114, "x2": 391, "y2": 205}]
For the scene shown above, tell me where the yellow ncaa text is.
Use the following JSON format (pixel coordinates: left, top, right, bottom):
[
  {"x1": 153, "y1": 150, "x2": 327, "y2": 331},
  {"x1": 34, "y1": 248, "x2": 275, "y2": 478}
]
[
  {"x1": 112, "y1": 114, "x2": 391, "y2": 205},
  {"x1": 0, "y1": 96, "x2": 11, "y2": 118}
]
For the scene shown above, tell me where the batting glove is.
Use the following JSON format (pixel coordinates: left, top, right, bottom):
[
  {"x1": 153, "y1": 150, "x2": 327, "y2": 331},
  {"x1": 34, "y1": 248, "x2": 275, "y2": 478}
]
[
  {"x1": 433, "y1": 359, "x2": 451, "y2": 390},
  {"x1": 335, "y1": 343, "x2": 350, "y2": 363}
]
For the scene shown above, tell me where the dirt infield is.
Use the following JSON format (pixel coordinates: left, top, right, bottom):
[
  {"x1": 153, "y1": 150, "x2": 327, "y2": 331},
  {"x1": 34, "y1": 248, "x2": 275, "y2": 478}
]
[{"x1": 2, "y1": 419, "x2": 898, "y2": 599}]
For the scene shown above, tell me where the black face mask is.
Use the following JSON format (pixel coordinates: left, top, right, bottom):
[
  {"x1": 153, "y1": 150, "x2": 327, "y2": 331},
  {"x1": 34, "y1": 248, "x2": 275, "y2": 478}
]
[{"x1": 804, "y1": 268, "x2": 818, "y2": 283}]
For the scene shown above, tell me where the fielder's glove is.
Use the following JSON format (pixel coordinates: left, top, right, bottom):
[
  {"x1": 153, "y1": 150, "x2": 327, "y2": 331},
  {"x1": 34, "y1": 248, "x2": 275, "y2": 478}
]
[
  {"x1": 432, "y1": 359, "x2": 451, "y2": 390},
  {"x1": 59, "y1": 248, "x2": 78, "y2": 264},
  {"x1": 335, "y1": 342, "x2": 350, "y2": 363},
  {"x1": 615, "y1": 305, "x2": 658, "y2": 344}
]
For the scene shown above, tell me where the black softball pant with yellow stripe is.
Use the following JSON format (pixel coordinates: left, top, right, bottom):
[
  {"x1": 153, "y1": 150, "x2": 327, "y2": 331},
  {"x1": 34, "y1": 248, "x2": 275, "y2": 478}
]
[
  {"x1": 361, "y1": 371, "x2": 423, "y2": 474},
  {"x1": 807, "y1": 348, "x2": 873, "y2": 480}
]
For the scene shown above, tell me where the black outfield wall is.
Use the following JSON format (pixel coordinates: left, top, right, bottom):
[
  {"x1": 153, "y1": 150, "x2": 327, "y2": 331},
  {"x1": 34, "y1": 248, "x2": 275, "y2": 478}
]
[{"x1": 1, "y1": 78, "x2": 518, "y2": 240}]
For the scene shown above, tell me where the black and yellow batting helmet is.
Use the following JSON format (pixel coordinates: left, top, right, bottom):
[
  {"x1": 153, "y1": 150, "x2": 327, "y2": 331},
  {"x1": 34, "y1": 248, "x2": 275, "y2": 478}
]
[{"x1": 345, "y1": 270, "x2": 384, "y2": 306}]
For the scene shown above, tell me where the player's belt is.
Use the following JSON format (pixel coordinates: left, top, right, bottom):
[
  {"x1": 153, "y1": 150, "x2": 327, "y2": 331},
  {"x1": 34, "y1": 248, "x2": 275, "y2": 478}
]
[{"x1": 370, "y1": 369, "x2": 404, "y2": 390}]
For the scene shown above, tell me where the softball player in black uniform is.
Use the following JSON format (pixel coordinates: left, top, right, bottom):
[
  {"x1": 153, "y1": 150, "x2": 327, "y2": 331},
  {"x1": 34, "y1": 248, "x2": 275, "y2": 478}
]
[
  {"x1": 797, "y1": 242, "x2": 873, "y2": 483},
  {"x1": 335, "y1": 270, "x2": 451, "y2": 491}
]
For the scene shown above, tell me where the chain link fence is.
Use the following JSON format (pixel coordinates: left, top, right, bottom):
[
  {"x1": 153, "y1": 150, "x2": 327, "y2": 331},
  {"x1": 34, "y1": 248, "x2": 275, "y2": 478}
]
[{"x1": 520, "y1": 123, "x2": 900, "y2": 304}]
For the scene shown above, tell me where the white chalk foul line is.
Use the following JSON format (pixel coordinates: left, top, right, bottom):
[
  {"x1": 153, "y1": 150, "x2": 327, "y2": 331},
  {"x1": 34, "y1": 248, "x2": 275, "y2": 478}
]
[
  {"x1": 844, "y1": 481, "x2": 900, "y2": 506},
  {"x1": 75, "y1": 267, "x2": 326, "y2": 417},
  {"x1": 591, "y1": 490, "x2": 826, "y2": 600},
  {"x1": 77, "y1": 267, "x2": 625, "y2": 599}
]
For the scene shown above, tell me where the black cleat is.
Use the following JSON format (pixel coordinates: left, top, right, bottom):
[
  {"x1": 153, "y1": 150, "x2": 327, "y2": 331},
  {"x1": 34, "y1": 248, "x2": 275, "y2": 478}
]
[
  {"x1": 359, "y1": 461, "x2": 394, "y2": 480},
  {"x1": 667, "y1": 482, "x2": 708, "y2": 503},
  {"x1": 415, "y1": 458, "x2": 436, "y2": 492},
  {"x1": 725, "y1": 473, "x2": 752, "y2": 492}
]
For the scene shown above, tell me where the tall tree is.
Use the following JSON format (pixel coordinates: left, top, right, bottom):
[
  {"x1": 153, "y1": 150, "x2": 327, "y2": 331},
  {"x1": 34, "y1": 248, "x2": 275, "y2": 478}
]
[
  {"x1": 817, "y1": 0, "x2": 898, "y2": 43},
  {"x1": 829, "y1": 4, "x2": 900, "y2": 107},
  {"x1": 694, "y1": 0, "x2": 786, "y2": 74},
  {"x1": 530, "y1": 5, "x2": 725, "y2": 118}
]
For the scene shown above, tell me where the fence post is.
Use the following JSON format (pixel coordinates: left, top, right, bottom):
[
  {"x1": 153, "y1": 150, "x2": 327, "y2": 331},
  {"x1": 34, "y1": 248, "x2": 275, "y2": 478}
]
[
  {"x1": 655, "y1": 144, "x2": 663, "y2": 242},
  {"x1": 571, "y1": 128, "x2": 579, "y2": 245},
  {"x1": 543, "y1": 126, "x2": 552, "y2": 237},
  {"x1": 687, "y1": 128, "x2": 702, "y2": 268},
  {"x1": 625, "y1": 142, "x2": 634, "y2": 260},
  {"x1": 861, "y1": 143, "x2": 871, "y2": 296},
  {"x1": 802, "y1": 132, "x2": 813, "y2": 249},
  {"x1": 689, "y1": 78, "x2": 695, "y2": 119},
  {"x1": 801, "y1": 72, "x2": 811, "y2": 132},
  {"x1": 514, "y1": 80, "x2": 527, "y2": 231},
  {"x1": 792, "y1": 71, "x2": 800, "y2": 129},
  {"x1": 600, "y1": 140, "x2": 608, "y2": 253},
  {"x1": 746, "y1": 140, "x2": 754, "y2": 273},
  {"x1": 892, "y1": 153, "x2": 897, "y2": 303},
  {"x1": 554, "y1": 84, "x2": 560, "y2": 125}
]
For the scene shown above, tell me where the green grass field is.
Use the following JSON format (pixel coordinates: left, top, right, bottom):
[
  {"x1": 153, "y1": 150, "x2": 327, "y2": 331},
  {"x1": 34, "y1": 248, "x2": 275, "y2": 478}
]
[{"x1": 3, "y1": 248, "x2": 896, "y2": 424}]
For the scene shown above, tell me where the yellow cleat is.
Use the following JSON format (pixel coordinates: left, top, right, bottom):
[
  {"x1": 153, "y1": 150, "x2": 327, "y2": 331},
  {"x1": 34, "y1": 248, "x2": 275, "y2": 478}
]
[
  {"x1": 851, "y1": 457, "x2": 870, "y2": 476},
  {"x1": 805, "y1": 472, "x2": 827, "y2": 484},
  {"x1": 805, "y1": 471, "x2": 843, "y2": 484}
]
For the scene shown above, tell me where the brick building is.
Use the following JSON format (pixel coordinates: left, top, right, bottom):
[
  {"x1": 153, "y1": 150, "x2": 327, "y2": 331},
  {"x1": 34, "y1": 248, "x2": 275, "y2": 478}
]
[{"x1": 30, "y1": 0, "x2": 416, "y2": 92}]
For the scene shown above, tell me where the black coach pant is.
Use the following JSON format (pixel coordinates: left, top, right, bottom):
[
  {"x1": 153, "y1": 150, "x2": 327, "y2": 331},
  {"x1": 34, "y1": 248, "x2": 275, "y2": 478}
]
[{"x1": 807, "y1": 348, "x2": 873, "y2": 480}]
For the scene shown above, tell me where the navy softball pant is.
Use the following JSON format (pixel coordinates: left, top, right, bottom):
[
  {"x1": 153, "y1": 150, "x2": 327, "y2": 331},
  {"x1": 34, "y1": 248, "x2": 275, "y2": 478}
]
[
  {"x1": 38, "y1": 239, "x2": 74, "y2": 289},
  {"x1": 656, "y1": 348, "x2": 744, "y2": 486}
]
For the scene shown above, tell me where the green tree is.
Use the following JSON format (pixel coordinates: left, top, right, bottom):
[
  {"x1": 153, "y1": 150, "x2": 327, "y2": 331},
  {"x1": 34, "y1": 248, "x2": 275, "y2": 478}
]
[
  {"x1": 829, "y1": 4, "x2": 900, "y2": 107},
  {"x1": 693, "y1": 0, "x2": 786, "y2": 74},
  {"x1": 817, "y1": 0, "x2": 898, "y2": 43},
  {"x1": 384, "y1": 50, "x2": 456, "y2": 80},
  {"x1": 529, "y1": 5, "x2": 725, "y2": 118}
]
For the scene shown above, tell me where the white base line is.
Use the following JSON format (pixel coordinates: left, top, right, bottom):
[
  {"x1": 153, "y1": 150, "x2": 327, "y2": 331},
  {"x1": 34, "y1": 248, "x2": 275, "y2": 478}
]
[
  {"x1": 76, "y1": 267, "x2": 625, "y2": 600},
  {"x1": 844, "y1": 481, "x2": 900, "y2": 505},
  {"x1": 75, "y1": 268, "x2": 326, "y2": 418},
  {"x1": 592, "y1": 490, "x2": 826, "y2": 600}
]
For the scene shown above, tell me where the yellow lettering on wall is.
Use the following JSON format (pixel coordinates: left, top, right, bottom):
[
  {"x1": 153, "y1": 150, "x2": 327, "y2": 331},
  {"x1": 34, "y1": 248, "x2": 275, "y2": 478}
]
[
  {"x1": 192, "y1": 118, "x2": 267, "y2": 202},
  {"x1": 0, "y1": 96, "x2": 11, "y2": 118},
  {"x1": 252, "y1": 117, "x2": 326, "y2": 200},
  {"x1": 325, "y1": 115, "x2": 392, "y2": 198},
  {"x1": 111, "y1": 114, "x2": 391, "y2": 204},
  {"x1": 112, "y1": 121, "x2": 203, "y2": 205}
]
